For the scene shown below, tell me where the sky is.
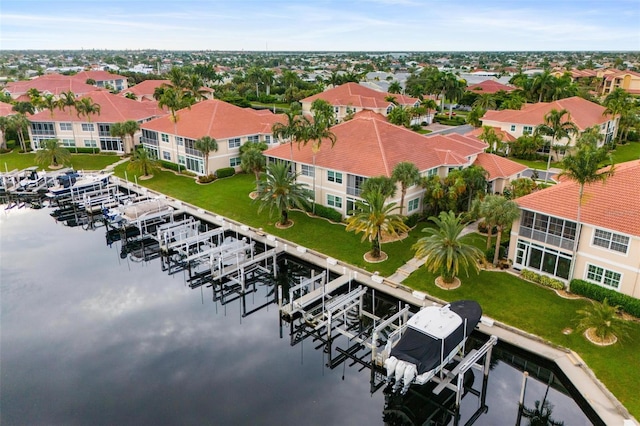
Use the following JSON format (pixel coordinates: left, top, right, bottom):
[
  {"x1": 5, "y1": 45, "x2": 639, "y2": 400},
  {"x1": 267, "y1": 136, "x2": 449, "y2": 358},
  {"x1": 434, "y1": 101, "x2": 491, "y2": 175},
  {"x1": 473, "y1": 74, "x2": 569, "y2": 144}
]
[{"x1": 1, "y1": 0, "x2": 639, "y2": 52}]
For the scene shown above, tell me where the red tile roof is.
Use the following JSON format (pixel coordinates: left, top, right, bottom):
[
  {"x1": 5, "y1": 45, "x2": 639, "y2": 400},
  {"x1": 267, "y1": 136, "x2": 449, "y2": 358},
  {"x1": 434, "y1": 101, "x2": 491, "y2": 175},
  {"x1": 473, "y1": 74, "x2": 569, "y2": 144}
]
[
  {"x1": 28, "y1": 90, "x2": 164, "y2": 123},
  {"x1": 264, "y1": 112, "x2": 485, "y2": 177},
  {"x1": 4, "y1": 74, "x2": 98, "y2": 97},
  {"x1": 482, "y1": 96, "x2": 613, "y2": 131},
  {"x1": 301, "y1": 82, "x2": 419, "y2": 109},
  {"x1": 70, "y1": 70, "x2": 128, "y2": 83},
  {"x1": 467, "y1": 80, "x2": 515, "y2": 94},
  {"x1": 121, "y1": 80, "x2": 171, "y2": 97},
  {"x1": 0, "y1": 101, "x2": 14, "y2": 116},
  {"x1": 515, "y1": 160, "x2": 640, "y2": 236},
  {"x1": 466, "y1": 126, "x2": 517, "y2": 142},
  {"x1": 141, "y1": 99, "x2": 286, "y2": 140},
  {"x1": 473, "y1": 153, "x2": 527, "y2": 181}
]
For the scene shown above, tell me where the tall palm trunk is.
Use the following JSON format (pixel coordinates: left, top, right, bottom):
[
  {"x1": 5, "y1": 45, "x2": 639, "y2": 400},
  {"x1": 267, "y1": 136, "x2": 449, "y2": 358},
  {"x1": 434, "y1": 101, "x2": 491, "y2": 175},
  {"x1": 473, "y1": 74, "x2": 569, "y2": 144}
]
[{"x1": 568, "y1": 185, "x2": 584, "y2": 286}]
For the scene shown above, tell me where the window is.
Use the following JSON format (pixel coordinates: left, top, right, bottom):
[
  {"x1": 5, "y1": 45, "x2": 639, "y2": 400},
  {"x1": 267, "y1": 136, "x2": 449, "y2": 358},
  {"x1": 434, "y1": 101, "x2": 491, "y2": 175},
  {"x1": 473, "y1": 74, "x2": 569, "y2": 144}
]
[
  {"x1": 161, "y1": 133, "x2": 169, "y2": 143},
  {"x1": 510, "y1": 125, "x2": 516, "y2": 132},
  {"x1": 327, "y1": 170, "x2": 342, "y2": 184},
  {"x1": 593, "y1": 229, "x2": 629, "y2": 254},
  {"x1": 301, "y1": 164, "x2": 315, "y2": 177},
  {"x1": 425, "y1": 168, "x2": 438, "y2": 178},
  {"x1": 519, "y1": 210, "x2": 576, "y2": 251},
  {"x1": 84, "y1": 139, "x2": 97, "y2": 147},
  {"x1": 586, "y1": 264, "x2": 621, "y2": 289},
  {"x1": 408, "y1": 198, "x2": 420, "y2": 212},
  {"x1": 61, "y1": 139, "x2": 75, "y2": 147},
  {"x1": 141, "y1": 129, "x2": 159, "y2": 145},
  {"x1": 523, "y1": 126, "x2": 533, "y2": 135},
  {"x1": 176, "y1": 136, "x2": 184, "y2": 146},
  {"x1": 346, "y1": 198, "x2": 358, "y2": 215},
  {"x1": 334, "y1": 106, "x2": 339, "y2": 113},
  {"x1": 229, "y1": 138, "x2": 241, "y2": 149},
  {"x1": 162, "y1": 151, "x2": 171, "y2": 161},
  {"x1": 81, "y1": 123, "x2": 94, "y2": 132},
  {"x1": 30, "y1": 122, "x2": 55, "y2": 135},
  {"x1": 185, "y1": 156, "x2": 203, "y2": 174},
  {"x1": 178, "y1": 155, "x2": 186, "y2": 165},
  {"x1": 515, "y1": 239, "x2": 572, "y2": 280},
  {"x1": 347, "y1": 175, "x2": 366, "y2": 197},
  {"x1": 386, "y1": 105, "x2": 394, "y2": 114},
  {"x1": 230, "y1": 157, "x2": 241, "y2": 167},
  {"x1": 59, "y1": 122, "x2": 72, "y2": 131},
  {"x1": 327, "y1": 194, "x2": 342, "y2": 208},
  {"x1": 247, "y1": 135, "x2": 259, "y2": 143},
  {"x1": 265, "y1": 135, "x2": 271, "y2": 144}
]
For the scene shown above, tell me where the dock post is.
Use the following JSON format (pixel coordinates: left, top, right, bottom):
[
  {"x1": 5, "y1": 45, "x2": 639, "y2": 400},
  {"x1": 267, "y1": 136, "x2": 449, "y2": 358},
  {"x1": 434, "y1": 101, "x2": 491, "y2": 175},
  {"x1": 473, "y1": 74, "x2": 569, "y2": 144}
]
[{"x1": 516, "y1": 371, "x2": 529, "y2": 425}]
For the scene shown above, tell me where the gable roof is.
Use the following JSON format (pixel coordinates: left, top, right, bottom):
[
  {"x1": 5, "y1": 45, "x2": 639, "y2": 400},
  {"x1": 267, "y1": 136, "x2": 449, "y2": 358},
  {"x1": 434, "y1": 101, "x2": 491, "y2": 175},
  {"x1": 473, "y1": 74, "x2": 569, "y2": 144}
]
[
  {"x1": 28, "y1": 90, "x2": 164, "y2": 123},
  {"x1": 467, "y1": 80, "x2": 515, "y2": 94},
  {"x1": 515, "y1": 160, "x2": 640, "y2": 236},
  {"x1": 70, "y1": 70, "x2": 127, "y2": 83},
  {"x1": 473, "y1": 153, "x2": 527, "y2": 181},
  {"x1": 121, "y1": 80, "x2": 171, "y2": 97},
  {"x1": 264, "y1": 112, "x2": 485, "y2": 178},
  {"x1": 301, "y1": 82, "x2": 419, "y2": 109},
  {"x1": 466, "y1": 126, "x2": 517, "y2": 142},
  {"x1": 140, "y1": 99, "x2": 285, "y2": 140},
  {"x1": 0, "y1": 101, "x2": 14, "y2": 116},
  {"x1": 482, "y1": 96, "x2": 613, "y2": 131}
]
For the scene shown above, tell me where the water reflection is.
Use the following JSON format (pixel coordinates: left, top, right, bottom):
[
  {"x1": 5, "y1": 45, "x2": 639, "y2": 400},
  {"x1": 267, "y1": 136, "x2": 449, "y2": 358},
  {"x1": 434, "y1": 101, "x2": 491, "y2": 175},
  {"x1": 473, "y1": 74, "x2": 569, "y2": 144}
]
[{"x1": 0, "y1": 207, "x2": 598, "y2": 425}]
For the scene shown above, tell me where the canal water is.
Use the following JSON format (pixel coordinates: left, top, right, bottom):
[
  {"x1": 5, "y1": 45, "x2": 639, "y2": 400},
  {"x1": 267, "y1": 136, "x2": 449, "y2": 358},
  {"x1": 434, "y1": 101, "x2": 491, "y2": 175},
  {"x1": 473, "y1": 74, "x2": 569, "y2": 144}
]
[{"x1": 0, "y1": 206, "x2": 598, "y2": 425}]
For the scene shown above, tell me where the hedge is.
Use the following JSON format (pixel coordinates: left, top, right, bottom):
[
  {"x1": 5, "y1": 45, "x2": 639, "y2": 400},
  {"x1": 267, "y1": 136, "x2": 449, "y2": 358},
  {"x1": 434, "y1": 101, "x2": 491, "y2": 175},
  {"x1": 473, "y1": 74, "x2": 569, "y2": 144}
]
[
  {"x1": 215, "y1": 167, "x2": 235, "y2": 179},
  {"x1": 308, "y1": 204, "x2": 343, "y2": 223},
  {"x1": 520, "y1": 269, "x2": 564, "y2": 290},
  {"x1": 72, "y1": 147, "x2": 102, "y2": 154},
  {"x1": 570, "y1": 279, "x2": 640, "y2": 317}
]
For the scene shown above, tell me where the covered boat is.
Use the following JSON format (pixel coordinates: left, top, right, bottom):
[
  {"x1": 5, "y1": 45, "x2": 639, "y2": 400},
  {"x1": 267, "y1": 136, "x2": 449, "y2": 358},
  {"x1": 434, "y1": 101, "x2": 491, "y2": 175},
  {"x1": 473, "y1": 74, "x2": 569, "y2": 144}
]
[{"x1": 384, "y1": 300, "x2": 482, "y2": 394}]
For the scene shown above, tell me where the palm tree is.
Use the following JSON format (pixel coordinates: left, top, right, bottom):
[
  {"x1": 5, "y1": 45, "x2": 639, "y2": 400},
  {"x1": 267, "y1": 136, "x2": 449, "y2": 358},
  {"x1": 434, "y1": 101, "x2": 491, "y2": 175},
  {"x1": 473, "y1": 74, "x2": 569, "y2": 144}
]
[
  {"x1": 346, "y1": 188, "x2": 409, "y2": 260},
  {"x1": 35, "y1": 139, "x2": 71, "y2": 168},
  {"x1": 483, "y1": 196, "x2": 519, "y2": 265},
  {"x1": 361, "y1": 176, "x2": 397, "y2": 200},
  {"x1": 57, "y1": 91, "x2": 80, "y2": 153},
  {"x1": 388, "y1": 81, "x2": 402, "y2": 94},
  {"x1": 122, "y1": 120, "x2": 141, "y2": 153},
  {"x1": 603, "y1": 88, "x2": 635, "y2": 142},
  {"x1": 262, "y1": 69, "x2": 275, "y2": 96},
  {"x1": 245, "y1": 66, "x2": 264, "y2": 98},
  {"x1": 473, "y1": 93, "x2": 497, "y2": 110},
  {"x1": 535, "y1": 109, "x2": 579, "y2": 182},
  {"x1": 560, "y1": 143, "x2": 614, "y2": 281},
  {"x1": 576, "y1": 299, "x2": 630, "y2": 344},
  {"x1": 387, "y1": 105, "x2": 412, "y2": 128},
  {"x1": 272, "y1": 103, "x2": 303, "y2": 174},
  {"x1": 109, "y1": 122, "x2": 126, "y2": 152},
  {"x1": 300, "y1": 100, "x2": 337, "y2": 213},
  {"x1": 391, "y1": 162, "x2": 420, "y2": 215},
  {"x1": 531, "y1": 70, "x2": 555, "y2": 103},
  {"x1": 240, "y1": 143, "x2": 267, "y2": 190},
  {"x1": 158, "y1": 86, "x2": 190, "y2": 173},
  {"x1": 0, "y1": 116, "x2": 10, "y2": 150},
  {"x1": 412, "y1": 211, "x2": 484, "y2": 285},
  {"x1": 420, "y1": 98, "x2": 438, "y2": 124},
  {"x1": 75, "y1": 97, "x2": 101, "y2": 154},
  {"x1": 194, "y1": 135, "x2": 218, "y2": 175},
  {"x1": 40, "y1": 94, "x2": 58, "y2": 119},
  {"x1": 478, "y1": 126, "x2": 504, "y2": 154},
  {"x1": 255, "y1": 160, "x2": 311, "y2": 227},
  {"x1": 128, "y1": 147, "x2": 159, "y2": 178},
  {"x1": 9, "y1": 113, "x2": 30, "y2": 152},
  {"x1": 460, "y1": 165, "x2": 489, "y2": 210}
]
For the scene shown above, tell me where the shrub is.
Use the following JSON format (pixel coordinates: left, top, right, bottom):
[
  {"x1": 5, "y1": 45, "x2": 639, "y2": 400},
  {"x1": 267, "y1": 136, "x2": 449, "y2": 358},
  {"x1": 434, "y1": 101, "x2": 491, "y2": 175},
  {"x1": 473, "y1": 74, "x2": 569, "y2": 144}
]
[
  {"x1": 485, "y1": 246, "x2": 506, "y2": 262},
  {"x1": 215, "y1": 167, "x2": 235, "y2": 179},
  {"x1": 72, "y1": 147, "x2": 102, "y2": 154},
  {"x1": 198, "y1": 174, "x2": 216, "y2": 184},
  {"x1": 159, "y1": 160, "x2": 180, "y2": 172},
  {"x1": 570, "y1": 279, "x2": 640, "y2": 318},
  {"x1": 404, "y1": 213, "x2": 422, "y2": 228},
  {"x1": 309, "y1": 204, "x2": 343, "y2": 223},
  {"x1": 520, "y1": 269, "x2": 564, "y2": 290}
]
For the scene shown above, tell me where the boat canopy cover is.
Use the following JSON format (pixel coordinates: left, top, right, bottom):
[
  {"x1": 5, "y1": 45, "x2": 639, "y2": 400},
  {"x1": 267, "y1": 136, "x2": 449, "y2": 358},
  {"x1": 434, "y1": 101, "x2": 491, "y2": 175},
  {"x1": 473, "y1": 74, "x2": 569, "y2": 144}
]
[{"x1": 390, "y1": 300, "x2": 482, "y2": 375}]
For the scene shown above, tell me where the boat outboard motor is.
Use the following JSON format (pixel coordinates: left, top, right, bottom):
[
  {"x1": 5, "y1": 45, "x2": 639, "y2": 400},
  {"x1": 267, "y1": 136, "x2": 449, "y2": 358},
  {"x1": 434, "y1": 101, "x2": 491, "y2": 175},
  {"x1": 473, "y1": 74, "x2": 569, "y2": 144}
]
[
  {"x1": 392, "y1": 360, "x2": 408, "y2": 393},
  {"x1": 384, "y1": 356, "x2": 399, "y2": 383},
  {"x1": 400, "y1": 364, "x2": 417, "y2": 394}
]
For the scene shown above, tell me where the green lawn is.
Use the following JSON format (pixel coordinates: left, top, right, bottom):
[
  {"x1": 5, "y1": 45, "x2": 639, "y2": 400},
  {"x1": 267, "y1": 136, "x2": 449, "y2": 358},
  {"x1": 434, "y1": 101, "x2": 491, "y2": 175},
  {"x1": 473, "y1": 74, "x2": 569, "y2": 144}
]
[
  {"x1": 403, "y1": 268, "x2": 640, "y2": 418},
  {"x1": 610, "y1": 141, "x2": 640, "y2": 163},
  {"x1": 0, "y1": 148, "x2": 121, "y2": 172}
]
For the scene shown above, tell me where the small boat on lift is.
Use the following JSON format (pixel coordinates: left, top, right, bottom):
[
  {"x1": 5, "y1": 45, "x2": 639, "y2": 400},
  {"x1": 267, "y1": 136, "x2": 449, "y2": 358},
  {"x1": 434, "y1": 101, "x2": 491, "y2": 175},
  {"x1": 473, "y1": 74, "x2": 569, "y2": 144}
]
[
  {"x1": 46, "y1": 170, "x2": 112, "y2": 199},
  {"x1": 384, "y1": 300, "x2": 482, "y2": 394}
]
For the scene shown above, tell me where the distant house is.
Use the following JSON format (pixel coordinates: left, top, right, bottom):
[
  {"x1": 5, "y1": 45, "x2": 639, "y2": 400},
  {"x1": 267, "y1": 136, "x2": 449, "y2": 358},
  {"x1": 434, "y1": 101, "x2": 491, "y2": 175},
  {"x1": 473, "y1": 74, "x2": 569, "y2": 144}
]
[
  {"x1": 70, "y1": 70, "x2": 129, "y2": 92},
  {"x1": 552, "y1": 68, "x2": 640, "y2": 96},
  {"x1": 466, "y1": 79, "x2": 515, "y2": 95},
  {"x1": 27, "y1": 90, "x2": 164, "y2": 153},
  {"x1": 263, "y1": 111, "x2": 487, "y2": 217},
  {"x1": 140, "y1": 99, "x2": 285, "y2": 175},
  {"x1": 300, "y1": 82, "x2": 423, "y2": 124},
  {"x1": 481, "y1": 96, "x2": 618, "y2": 150},
  {"x1": 508, "y1": 160, "x2": 640, "y2": 299}
]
